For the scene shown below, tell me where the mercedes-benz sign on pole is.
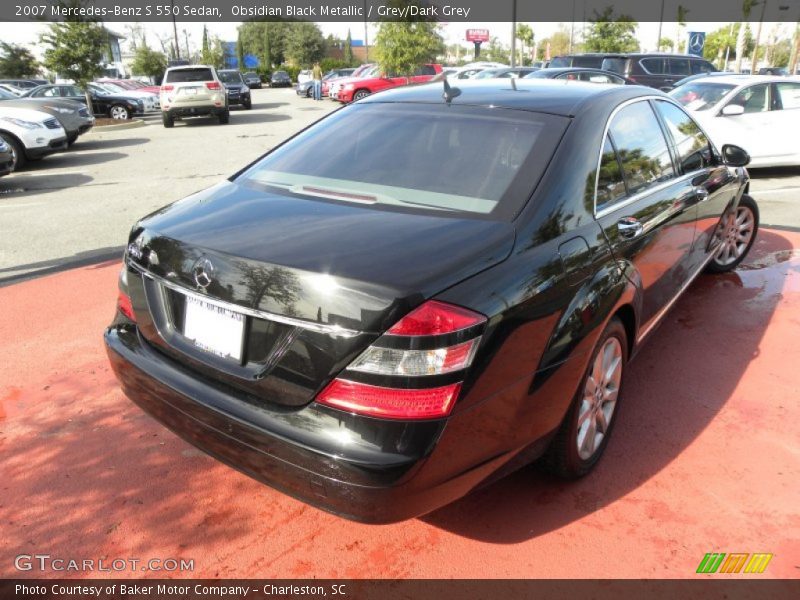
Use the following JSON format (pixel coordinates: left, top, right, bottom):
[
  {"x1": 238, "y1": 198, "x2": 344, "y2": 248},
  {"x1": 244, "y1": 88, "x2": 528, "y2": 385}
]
[{"x1": 687, "y1": 32, "x2": 706, "y2": 57}]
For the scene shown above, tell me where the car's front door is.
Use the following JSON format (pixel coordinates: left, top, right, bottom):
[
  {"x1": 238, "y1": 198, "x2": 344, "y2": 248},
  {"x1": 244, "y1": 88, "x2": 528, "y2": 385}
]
[
  {"x1": 653, "y1": 99, "x2": 741, "y2": 271},
  {"x1": 714, "y1": 83, "x2": 773, "y2": 162},
  {"x1": 593, "y1": 99, "x2": 700, "y2": 336}
]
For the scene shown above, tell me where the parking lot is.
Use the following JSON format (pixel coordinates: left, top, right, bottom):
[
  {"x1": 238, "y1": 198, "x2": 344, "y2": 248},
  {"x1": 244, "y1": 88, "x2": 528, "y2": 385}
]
[{"x1": 1, "y1": 88, "x2": 799, "y2": 579}]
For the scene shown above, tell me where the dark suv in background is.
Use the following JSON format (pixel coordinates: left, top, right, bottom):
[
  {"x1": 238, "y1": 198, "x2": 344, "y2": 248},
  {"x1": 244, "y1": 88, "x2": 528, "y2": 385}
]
[
  {"x1": 601, "y1": 54, "x2": 717, "y2": 90},
  {"x1": 549, "y1": 53, "x2": 717, "y2": 91}
]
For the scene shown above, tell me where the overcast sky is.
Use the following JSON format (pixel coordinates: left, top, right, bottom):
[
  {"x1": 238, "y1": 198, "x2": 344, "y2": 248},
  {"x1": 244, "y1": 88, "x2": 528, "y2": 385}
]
[{"x1": 0, "y1": 20, "x2": 794, "y2": 60}]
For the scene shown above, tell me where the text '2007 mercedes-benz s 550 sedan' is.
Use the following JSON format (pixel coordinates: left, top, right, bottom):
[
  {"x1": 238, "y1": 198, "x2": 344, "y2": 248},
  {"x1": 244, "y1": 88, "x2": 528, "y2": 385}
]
[{"x1": 105, "y1": 80, "x2": 759, "y2": 523}]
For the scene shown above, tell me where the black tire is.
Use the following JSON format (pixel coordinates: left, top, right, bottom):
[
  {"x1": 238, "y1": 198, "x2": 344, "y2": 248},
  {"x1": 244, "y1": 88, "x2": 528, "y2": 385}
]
[
  {"x1": 243, "y1": 99, "x2": 252, "y2": 110},
  {"x1": 1, "y1": 133, "x2": 25, "y2": 170},
  {"x1": 218, "y1": 110, "x2": 230, "y2": 124},
  {"x1": 67, "y1": 134, "x2": 78, "y2": 147},
  {"x1": 306, "y1": 87, "x2": 312, "y2": 98},
  {"x1": 109, "y1": 104, "x2": 130, "y2": 120},
  {"x1": 706, "y1": 194, "x2": 759, "y2": 273},
  {"x1": 543, "y1": 317, "x2": 628, "y2": 479},
  {"x1": 162, "y1": 113, "x2": 174, "y2": 128},
  {"x1": 353, "y1": 89, "x2": 370, "y2": 101}
]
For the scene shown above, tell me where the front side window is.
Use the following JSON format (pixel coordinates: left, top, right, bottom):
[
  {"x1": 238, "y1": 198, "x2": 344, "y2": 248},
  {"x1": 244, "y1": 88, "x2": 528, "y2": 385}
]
[
  {"x1": 608, "y1": 101, "x2": 675, "y2": 196},
  {"x1": 729, "y1": 84, "x2": 770, "y2": 113},
  {"x1": 655, "y1": 100, "x2": 715, "y2": 173},
  {"x1": 668, "y1": 59, "x2": 690, "y2": 76},
  {"x1": 238, "y1": 103, "x2": 567, "y2": 220}
]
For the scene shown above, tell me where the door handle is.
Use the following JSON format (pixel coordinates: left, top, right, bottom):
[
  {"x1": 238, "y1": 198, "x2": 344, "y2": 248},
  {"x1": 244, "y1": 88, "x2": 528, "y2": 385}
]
[{"x1": 617, "y1": 217, "x2": 644, "y2": 239}]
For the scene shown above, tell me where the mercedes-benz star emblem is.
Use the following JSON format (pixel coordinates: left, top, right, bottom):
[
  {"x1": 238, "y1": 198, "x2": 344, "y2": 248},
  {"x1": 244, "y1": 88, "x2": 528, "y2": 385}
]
[
  {"x1": 690, "y1": 34, "x2": 704, "y2": 52},
  {"x1": 192, "y1": 257, "x2": 215, "y2": 289}
]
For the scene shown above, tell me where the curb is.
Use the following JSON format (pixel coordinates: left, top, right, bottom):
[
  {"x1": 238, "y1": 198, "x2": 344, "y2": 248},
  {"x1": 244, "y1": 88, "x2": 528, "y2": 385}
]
[{"x1": 90, "y1": 119, "x2": 147, "y2": 133}]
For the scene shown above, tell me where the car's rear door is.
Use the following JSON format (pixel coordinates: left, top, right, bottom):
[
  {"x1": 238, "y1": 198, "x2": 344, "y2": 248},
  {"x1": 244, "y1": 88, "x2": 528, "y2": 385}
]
[{"x1": 593, "y1": 99, "x2": 700, "y2": 336}]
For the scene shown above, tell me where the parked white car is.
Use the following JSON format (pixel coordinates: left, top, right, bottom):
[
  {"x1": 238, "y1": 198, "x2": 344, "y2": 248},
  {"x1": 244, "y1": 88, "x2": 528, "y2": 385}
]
[
  {"x1": 669, "y1": 75, "x2": 800, "y2": 167},
  {"x1": 0, "y1": 105, "x2": 68, "y2": 169},
  {"x1": 297, "y1": 70, "x2": 313, "y2": 85}
]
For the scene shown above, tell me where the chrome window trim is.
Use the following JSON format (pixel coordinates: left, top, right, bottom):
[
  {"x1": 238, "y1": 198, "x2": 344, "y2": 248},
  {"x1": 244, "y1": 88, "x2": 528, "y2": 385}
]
[
  {"x1": 128, "y1": 261, "x2": 363, "y2": 338},
  {"x1": 593, "y1": 95, "x2": 713, "y2": 220}
]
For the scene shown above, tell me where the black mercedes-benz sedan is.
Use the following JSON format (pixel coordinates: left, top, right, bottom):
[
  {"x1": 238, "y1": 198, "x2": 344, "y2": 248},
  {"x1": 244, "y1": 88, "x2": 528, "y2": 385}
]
[{"x1": 105, "y1": 79, "x2": 758, "y2": 523}]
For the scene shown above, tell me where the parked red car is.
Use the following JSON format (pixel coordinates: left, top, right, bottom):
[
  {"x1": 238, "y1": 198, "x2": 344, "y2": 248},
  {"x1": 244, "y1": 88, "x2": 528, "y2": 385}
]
[
  {"x1": 334, "y1": 64, "x2": 443, "y2": 103},
  {"x1": 323, "y1": 63, "x2": 376, "y2": 98}
]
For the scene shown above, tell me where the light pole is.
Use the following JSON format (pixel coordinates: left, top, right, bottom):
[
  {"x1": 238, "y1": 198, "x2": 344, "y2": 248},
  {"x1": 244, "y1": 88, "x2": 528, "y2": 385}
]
[{"x1": 171, "y1": 0, "x2": 180, "y2": 59}]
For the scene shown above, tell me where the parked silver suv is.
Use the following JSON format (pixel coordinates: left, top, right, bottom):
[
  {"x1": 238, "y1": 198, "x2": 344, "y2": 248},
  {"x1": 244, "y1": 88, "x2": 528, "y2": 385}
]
[{"x1": 160, "y1": 65, "x2": 228, "y2": 127}]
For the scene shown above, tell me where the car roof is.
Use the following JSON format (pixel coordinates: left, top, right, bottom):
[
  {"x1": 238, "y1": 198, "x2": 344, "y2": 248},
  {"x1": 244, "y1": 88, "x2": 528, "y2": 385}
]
[
  {"x1": 166, "y1": 64, "x2": 214, "y2": 70},
  {"x1": 685, "y1": 74, "x2": 793, "y2": 86},
  {"x1": 360, "y1": 79, "x2": 660, "y2": 117}
]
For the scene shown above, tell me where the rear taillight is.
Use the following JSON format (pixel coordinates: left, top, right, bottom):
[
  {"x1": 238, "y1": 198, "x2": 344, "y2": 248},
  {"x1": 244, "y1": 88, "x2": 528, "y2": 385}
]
[
  {"x1": 161, "y1": 85, "x2": 174, "y2": 92},
  {"x1": 206, "y1": 81, "x2": 221, "y2": 90},
  {"x1": 316, "y1": 300, "x2": 486, "y2": 420},
  {"x1": 117, "y1": 290, "x2": 135, "y2": 322}
]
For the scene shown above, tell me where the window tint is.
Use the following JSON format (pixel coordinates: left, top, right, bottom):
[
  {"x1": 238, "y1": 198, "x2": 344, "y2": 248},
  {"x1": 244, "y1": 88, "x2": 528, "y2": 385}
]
[
  {"x1": 608, "y1": 101, "x2": 675, "y2": 195},
  {"x1": 775, "y1": 82, "x2": 800, "y2": 110},
  {"x1": 729, "y1": 84, "x2": 769, "y2": 113},
  {"x1": 67, "y1": 86, "x2": 83, "y2": 96},
  {"x1": 669, "y1": 82, "x2": 736, "y2": 111},
  {"x1": 573, "y1": 56, "x2": 604, "y2": 68},
  {"x1": 655, "y1": 101, "x2": 715, "y2": 172},
  {"x1": 596, "y1": 135, "x2": 627, "y2": 210},
  {"x1": 668, "y1": 59, "x2": 690, "y2": 75},
  {"x1": 601, "y1": 57, "x2": 626, "y2": 74},
  {"x1": 165, "y1": 68, "x2": 214, "y2": 83},
  {"x1": 415, "y1": 65, "x2": 436, "y2": 76},
  {"x1": 239, "y1": 103, "x2": 567, "y2": 219},
  {"x1": 39, "y1": 87, "x2": 60, "y2": 97},
  {"x1": 549, "y1": 57, "x2": 571, "y2": 68},
  {"x1": 218, "y1": 71, "x2": 243, "y2": 84},
  {"x1": 691, "y1": 60, "x2": 716, "y2": 75},
  {"x1": 640, "y1": 58, "x2": 665, "y2": 74}
]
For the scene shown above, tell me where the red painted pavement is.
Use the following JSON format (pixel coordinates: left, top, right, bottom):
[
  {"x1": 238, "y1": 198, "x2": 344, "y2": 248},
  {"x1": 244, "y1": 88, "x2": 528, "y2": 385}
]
[{"x1": 1, "y1": 230, "x2": 798, "y2": 579}]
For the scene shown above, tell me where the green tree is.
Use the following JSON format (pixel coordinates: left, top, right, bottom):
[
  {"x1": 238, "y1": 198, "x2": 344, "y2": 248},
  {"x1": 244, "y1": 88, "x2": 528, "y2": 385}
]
[
  {"x1": 344, "y1": 29, "x2": 354, "y2": 65},
  {"x1": 201, "y1": 24, "x2": 209, "y2": 57},
  {"x1": 0, "y1": 42, "x2": 39, "y2": 77},
  {"x1": 483, "y1": 37, "x2": 510, "y2": 64},
  {"x1": 704, "y1": 23, "x2": 753, "y2": 67},
  {"x1": 541, "y1": 25, "x2": 574, "y2": 59},
  {"x1": 584, "y1": 7, "x2": 639, "y2": 53},
  {"x1": 236, "y1": 30, "x2": 245, "y2": 70},
  {"x1": 768, "y1": 38, "x2": 792, "y2": 67},
  {"x1": 375, "y1": 18, "x2": 443, "y2": 77},
  {"x1": 40, "y1": 13, "x2": 107, "y2": 106},
  {"x1": 239, "y1": 21, "x2": 289, "y2": 67},
  {"x1": 658, "y1": 37, "x2": 675, "y2": 52},
  {"x1": 675, "y1": 5, "x2": 689, "y2": 52},
  {"x1": 284, "y1": 22, "x2": 326, "y2": 66},
  {"x1": 516, "y1": 24, "x2": 534, "y2": 66},
  {"x1": 130, "y1": 45, "x2": 167, "y2": 80}
]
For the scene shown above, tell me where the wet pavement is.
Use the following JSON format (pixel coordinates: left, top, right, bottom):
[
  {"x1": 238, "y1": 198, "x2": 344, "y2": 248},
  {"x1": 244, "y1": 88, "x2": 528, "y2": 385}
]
[{"x1": 1, "y1": 229, "x2": 798, "y2": 579}]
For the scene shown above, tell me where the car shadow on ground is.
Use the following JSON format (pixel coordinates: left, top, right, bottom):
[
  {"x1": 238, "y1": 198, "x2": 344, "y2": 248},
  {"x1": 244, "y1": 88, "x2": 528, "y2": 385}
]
[
  {"x1": 70, "y1": 137, "x2": 149, "y2": 151},
  {"x1": 0, "y1": 245, "x2": 122, "y2": 286},
  {"x1": 24, "y1": 151, "x2": 128, "y2": 169},
  {"x1": 0, "y1": 173, "x2": 93, "y2": 198},
  {"x1": 422, "y1": 228, "x2": 794, "y2": 543},
  {"x1": 248, "y1": 102, "x2": 289, "y2": 110},
  {"x1": 748, "y1": 166, "x2": 800, "y2": 179}
]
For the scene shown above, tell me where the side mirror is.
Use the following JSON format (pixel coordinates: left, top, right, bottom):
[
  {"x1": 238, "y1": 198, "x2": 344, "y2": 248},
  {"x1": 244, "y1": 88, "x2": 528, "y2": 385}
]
[
  {"x1": 721, "y1": 144, "x2": 750, "y2": 167},
  {"x1": 721, "y1": 104, "x2": 745, "y2": 116}
]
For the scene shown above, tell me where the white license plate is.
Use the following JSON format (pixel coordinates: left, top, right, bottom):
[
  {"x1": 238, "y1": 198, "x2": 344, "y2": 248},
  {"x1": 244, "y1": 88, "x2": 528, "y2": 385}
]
[
  {"x1": 183, "y1": 295, "x2": 245, "y2": 361},
  {"x1": 184, "y1": 88, "x2": 197, "y2": 95}
]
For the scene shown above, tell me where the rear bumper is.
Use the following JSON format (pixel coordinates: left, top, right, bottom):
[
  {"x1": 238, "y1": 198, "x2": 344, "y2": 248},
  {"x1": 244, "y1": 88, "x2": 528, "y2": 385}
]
[
  {"x1": 104, "y1": 325, "x2": 510, "y2": 523},
  {"x1": 164, "y1": 105, "x2": 227, "y2": 118}
]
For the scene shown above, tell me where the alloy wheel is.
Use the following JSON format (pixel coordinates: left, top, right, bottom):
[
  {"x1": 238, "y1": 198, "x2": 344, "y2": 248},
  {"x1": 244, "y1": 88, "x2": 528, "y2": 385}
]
[
  {"x1": 577, "y1": 337, "x2": 622, "y2": 460},
  {"x1": 714, "y1": 205, "x2": 755, "y2": 267},
  {"x1": 110, "y1": 106, "x2": 129, "y2": 120}
]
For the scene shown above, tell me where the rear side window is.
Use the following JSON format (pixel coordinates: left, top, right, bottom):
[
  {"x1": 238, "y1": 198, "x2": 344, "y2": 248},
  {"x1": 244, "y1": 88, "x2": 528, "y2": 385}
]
[
  {"x1": 165, "y1": 68, "x2": 214, "y2": 83},
  {"x1": 775, "y1": 82, "x2": 800, "y2": 110},
  {"x1": 601, "y1": 57, "x2": 626, "y2": 74},
  {"x1": 596, "y1": 135, "x2": 627, "y2": 210},
  {"x1": 691, "y1": 60, "x2": 716, "y2": 75},
  {"x1": 414, "y1": 65, "x2": 436, "y2": 76},
  {"x1": 640, "y1": 58, "x2": 665, "y2": 74},
  {"x1": 239, "y1": 103, "x2": 568, "y2": 220},
  {"x1": 608, "y1": 101, "x2": 674, "y2": 196},
  {"x1": 655, "y1": 100, "x2": 715, "y2": 172},
  {"x1": 668, "y1": 59, "x2": 690, "y2": 76}
]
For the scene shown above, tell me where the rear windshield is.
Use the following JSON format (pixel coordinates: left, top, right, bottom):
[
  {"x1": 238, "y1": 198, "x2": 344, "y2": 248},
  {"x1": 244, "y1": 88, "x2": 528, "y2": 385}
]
[
  {"x1": 238, "y1": 103, "x2": 567, "y2": 220},
  {"x1": 669, "y1": 82, "x2": 736, "y2": 111},
  {"x1": 549, "y1": 57, "x2": 571, "y2": 68},
  {"x1": 165, "y1": 68, "x2": 214, "y2": 83},
  {"x1": 219, "y1": 71, "x2": 244, "y2": 84}
]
